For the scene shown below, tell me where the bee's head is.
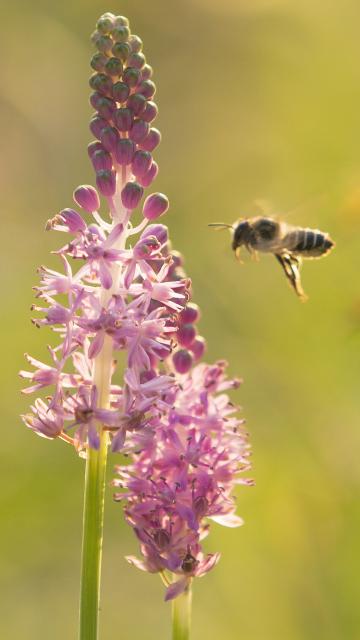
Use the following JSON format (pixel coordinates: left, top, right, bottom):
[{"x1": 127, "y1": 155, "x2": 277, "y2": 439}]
[{"x1": 232, "y1": 220, "x2": 251, "y2": 251}]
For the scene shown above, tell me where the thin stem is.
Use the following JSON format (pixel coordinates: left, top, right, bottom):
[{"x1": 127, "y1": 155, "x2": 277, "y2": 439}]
[
  {"x1": 79, "y1": 429, "x2": 108, "y2": 640},
  {"x1": 172, "y1": 586, "x2": 192, "y2": 640}
]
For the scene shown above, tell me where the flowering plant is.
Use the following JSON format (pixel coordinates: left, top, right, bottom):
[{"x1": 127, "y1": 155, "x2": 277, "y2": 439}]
[{"x1": 21, "y1": 12, "x2": 251, "y2": 640}]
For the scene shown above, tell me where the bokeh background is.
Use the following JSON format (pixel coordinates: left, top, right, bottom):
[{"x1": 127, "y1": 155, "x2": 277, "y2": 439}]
[{"x1": 1, "y1": 0, "x2": 359, "y2": 638}]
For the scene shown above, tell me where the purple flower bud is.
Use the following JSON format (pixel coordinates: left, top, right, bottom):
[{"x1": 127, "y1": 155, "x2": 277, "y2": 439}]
[
  {"x1": 123, "y1": 67, "x2": 141, "y2": 88},
  {"x1": 91, "y1": 149, "x2": 113, "y2": 171},
  {"x1": 141, "y1": 223, "x2": 168, "y2": 246},
  {"x1": 141, "y1": 101, "x2": 158, "y2": 123},
  {"x1": 179, "y1": 303, "x2": 200, "y2": 324},
  {"x1": 90, "y1": 94, "x2": 116, "y2": 120},
  {"x1": 173, "y1": 349, "x2": 193, "y2": 374},
  {"x1": 57, "y1": 208, "x2": 86, "y2": 232},
  {"x1": 114, "y1": 108, "x2": 133, "y2": 132},
  {"x1": 138, "y1": 161, "x2": 159, "y2": 187},
  {"x1": 73, "y1": 185, "x2": 100, "y2": 213},
  {"x1": 112, "y1": 81, "x2": 130, "y2": 103},
  {"x1": 142, "y1": 193, "x2": 169, "y2": 220},
  {"x1": 189, "y1": 336, "x2": 207, "y2": 360},
  {"x1": 131, "y1": 150, "x2": 152, "y2": 178},
  {"x1": 129, "y1": 119, "x2": 149, "y2": 143},
  {"x1": 90, "y1": 53, "x2": 107, "y2": 72},
  {"x1": 140, "y1": 127, "x2": 161, "y2": 152},
  {"x1": 89, "y1": 73, "x2": 113, "y2": 96},
  {"x1": 112, "y1": 25, "x2": 130, "y2": 42},
  {"x1": 127, "y1": 93, "x2": 147, "y2": 116},
  {"x1": 96, "y1": 170, "x2": 116, "y2": 197},
  {"x1": 177, "y1": 323, "x2": 196, "y2": 348},
  {"x1": 104, "y1": 57, "x2": 123, "y2": 77},
  {"x1": 96, "y1": 14, "x2": 115, "y2": 34},
  {"x1": 88, "y1": 141, "x2": 104, "y2": 158},
  {"x1": 114, "y1": 15, "x2": 129, "y2": 27},
  {"x1": 90, "y1": 115, "x2": 110, "y2": 139},
  {"x1": 141, "y1": 64, "x2": 153, "y2": 80},
  {"x1": 96, "y1": 35, "x2": 113, "y2": 53},
  {"x1": 129, "y1": 34, "x2": 143, "y2": 52},
  {"x1": 114, "y1": 139, "x2": 135, "y2": 165},
  {"x1": 112, "y1": 42, "x2": 130, "y2": 62},
  {"x1": 138, "y1": 80, "x2": 156, "y2": 99},
  {"x1": 128, "y1": 52, "x2": 146, "y2": 69},
  {"x1": 100, "y1": 126, "x2": 119, "y2": 152},
  {"x1": 121, "y1": 181, "x2": 144, "y2": 210}
]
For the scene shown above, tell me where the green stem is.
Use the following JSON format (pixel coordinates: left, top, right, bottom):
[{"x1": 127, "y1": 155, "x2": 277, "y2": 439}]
[
  {"x1": 79, "y1": 429, "x2": 108, "y2": 640},
  {"x1": 172, "y1": 585, "x2": 192, "y2": 640}
]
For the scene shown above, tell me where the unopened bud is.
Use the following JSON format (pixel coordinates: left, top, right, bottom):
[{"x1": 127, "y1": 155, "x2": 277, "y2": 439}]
[
  {"x1": 100, "y1": 126, "x2": 119, "y2": 152},
  {"x1": 104, "y1": 57, "x2": 123, "y2": 77},
  {"x1": 89, "y1": 73, "x2": 113, "y2": 96},
  {"x1": 140, "y1": 127, "x2": 161, "y2": 151},
  {"x1": 90, "y1": 115, "x2": 109, "y2": 139},
  {"x1": 173, "y1": 349, "x2": 193, "y2": 374},
  {"x1": 114, "y1": 108, "x2": 133, "y2": 132},
  {"x1": 141, "y1": 224, "x2": 168, "y2": 246},
  {"x1": 96, "y1": 35, "x2": 113, "y2": 53},
  {"x1": 138, "y1": 80, "x2": 156, "y2": 99},
  {"x1": 179, "y1": 303, "x2": 200, "y2": 324},
  {"x1": 112, "y1": 41, "x2": 131, "y2": 62},
  {"x1": 91, "y1": 149, "x2": 113, "y2": 171},
  {"x1": 112, "y1": 25, "x2": 130, "y2": 42},
  {"x1": 141, "y1": 64, "x2": 153, "y2": 80},
  {"x1": 90, "y1": 52, "x2": 107, "y2": 72},
  {"x1": 131, "y1": 150, "x2": 152, "y2": 178},
  {"x1": 73, "y1": 185, "x2": 100, "y2": 213},
  {"x1": 123, "y1": 67, "x2": 141, "y2": 88},
  {"x1": 142, "y1": 193, "x2": 169, "y2": 220},
  {"x1": 127, "y1": 93, "x2": 147, "y2": 116},
  {"x1": 177, "y1": 323, "x2": 196, "y2": 348},
  {"x1": 96, "y1": 170, "x2": 116, "y2": 197},
  {"x1": 121, "y1": 181, "x2": 144, "y2": 210},
  {"x1": 189, "y1": 336, "x2": 207, "y2": 360},
  {"x1": 129, "y1": 119, "x2": 149, "y2": 143},
  {"x1": 115, "y1": 139, "x2": 135, "y2": 165},
  {"x1": 129, "y1": 34, "x2": 143, "y2": 52},
  {"x1": 112, "y1": 81, "x2": 130, "y2": 103},
  {"x1": 128, "y1": 52, "x2": 146, "y2": 69},
  {"x1": 138, "y1": 161, "x2": 158, "y2": 187},
  {"x1": 142, "y1": 101, "x2": 158, "y2": 123}
]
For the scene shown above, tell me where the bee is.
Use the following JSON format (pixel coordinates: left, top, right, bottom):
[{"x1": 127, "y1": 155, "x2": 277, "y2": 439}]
[{"x1": 209, "y1": 216, "x2": 335, "y2": 300}]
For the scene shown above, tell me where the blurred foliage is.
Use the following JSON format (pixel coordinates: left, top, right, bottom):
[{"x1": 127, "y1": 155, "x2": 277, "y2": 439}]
[{"x1": 1, "y1": 1, "x2": 360, "y2": 638}]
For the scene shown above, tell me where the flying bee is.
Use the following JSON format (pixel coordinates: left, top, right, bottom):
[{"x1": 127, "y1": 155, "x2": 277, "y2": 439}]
[{"x1": 209, "y1": 216, "x2": 335, "y2": 300}]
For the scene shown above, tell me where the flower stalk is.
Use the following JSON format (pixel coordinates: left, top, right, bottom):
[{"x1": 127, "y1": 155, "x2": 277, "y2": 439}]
[{"x1": 172, "y1": 584, "x2": 192, "y2": 640}]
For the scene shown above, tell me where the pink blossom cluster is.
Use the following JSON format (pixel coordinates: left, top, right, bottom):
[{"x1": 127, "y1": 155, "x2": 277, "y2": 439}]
[{"x1": 21, "y1": 12, "x2": 251, "y2": 599}]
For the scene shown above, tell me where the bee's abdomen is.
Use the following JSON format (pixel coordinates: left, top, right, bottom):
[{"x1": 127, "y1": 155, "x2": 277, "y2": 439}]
[{"x1": 286, "y1": 228, "x2": 334, "y2": 258}]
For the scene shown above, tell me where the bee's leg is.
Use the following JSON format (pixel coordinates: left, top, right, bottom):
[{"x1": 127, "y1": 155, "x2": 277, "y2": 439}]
[
  {"x1": 275, "y1": 254, "x2": 307, "y2": 301},
  {"x1": 235, "y1": 246, "x2": 243, "y2": 263}
]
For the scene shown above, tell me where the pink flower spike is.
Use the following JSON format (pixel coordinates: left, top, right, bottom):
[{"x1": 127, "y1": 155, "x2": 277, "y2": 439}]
[
  {"x1": 73, "y1": 185, "x2": 100, "y2": 213},
  {"x1": 142, "y1": 193, "x2": 169, "y2": 220}
]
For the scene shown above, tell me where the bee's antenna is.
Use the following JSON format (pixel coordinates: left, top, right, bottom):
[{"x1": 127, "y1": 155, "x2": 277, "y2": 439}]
[{"x1": 208, "y1": 223, "x2": 234, "y2": 230}]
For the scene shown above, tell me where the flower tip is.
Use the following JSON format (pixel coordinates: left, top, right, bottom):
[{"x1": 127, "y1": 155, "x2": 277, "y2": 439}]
[
  {"x1": 142, "y1": 193, "x2": 169, "y2": 220},
  {"x1": 73, "y1": 185, "x2": 100, "y2": 213}
]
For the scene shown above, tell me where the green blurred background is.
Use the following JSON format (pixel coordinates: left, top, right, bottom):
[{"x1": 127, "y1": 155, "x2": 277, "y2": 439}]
[{"x1": 1, "y1": 0, "x2": 360, "y2": 638}]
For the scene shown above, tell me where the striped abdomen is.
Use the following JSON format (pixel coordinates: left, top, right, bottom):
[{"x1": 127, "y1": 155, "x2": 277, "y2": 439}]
[{"x1": 284, "y1": 227, "x2": 334, "y2": 258}]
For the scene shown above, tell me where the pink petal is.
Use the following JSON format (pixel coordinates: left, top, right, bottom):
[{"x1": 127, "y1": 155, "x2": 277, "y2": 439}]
[{"x1": 164, "y1": 578, "x2": 190, "y2": 602}]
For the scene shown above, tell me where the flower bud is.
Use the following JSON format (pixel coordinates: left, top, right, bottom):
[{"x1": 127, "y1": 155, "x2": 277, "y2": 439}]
[
  {"x1": 112, "y1": 42, "x2": 131, "y2": 62},
  {"x1": 123, "y1": 67, "x2": 141, "y2": 87},
  {"x1": 129, "y1": 119, "x2": 149, "y2": 143},
  {"x1": 129, "y1": 34, "x2": 143, "y2": 52},
  {"x1": 141, "y1": 64, "x2": 153, "y2": 80},
  {"x1": 112, "y1": 81, "x2": 130, "y2": 103},
  {"x1": 189, "y1": 336, "x2": 207, "y2": 360},
  {"x1": 88, "y1": 141, "x2": 104, "y2": 158},
  {"x1": 90, "y1": 53, "x2": 107, "y2": 72},
  {"x1": 115, "y1": 138, "x2": 135, "y2": 165},
  {"x1": 140, "y1": 127, "x2": 161, "y2": 151},
  {"x1": 138, "y1": 161, "x2": 158, "y2": 187},
  {"x1": 127, "y1": 93, "x2": 147, "y2": 116},
  {"x1": 90, "y1": 115, "x2": 109, "y2": 139},
  {"x1": 96, "y1": 35, "x2": 113, "y2": 53},
  {"x1": 179, "y1": 303, "x2": 200, "y2": 324},
  {"x1": 142, "y1": 193, "x2": 169, "y2": 220},
  {"x1": 105, "y1": 57, "x2": 123, "y2": 77},
  {"x1": 141, "y1": 101, "x2": 158, "y2": 123},
  {"x1": 177, "y1": 323, "x2": 196, "y2": 348},
  {"x1": 90, "y1": 94, "x2": 116, "y2": 120},
  {"x1": 138, "y1": 80, "x2": 156, "y2": 99},
  {"x1": 141, "y1": 224, "x2": 168, "y2": 246},
  {"x1": 114, "y1": 108, "x2": 133, "y2": 131},
  {"x1": 128, "y1": 52, "x2": 146, "y2": 69},
  {"x1": 100, "y1": 126, "x2": 119, "y2": 152},
  {"x1": 131, "y1": 150, "x2": 152, "y2": 178},
  {"x1": 91, "y1": 149, "x2": 113, "y2": 171},
  {"x1": 73, "y1": 185, "x2": 100, "y2": 213},
  {"x1": 114, "y1": 15, "x2": 129, "y2": 27},
  {"x1": 89, "y1": 73, "x2": 113, "y2": 96},
  {"x1": 113, "y1": 25, "x2": 130, "y2": 42},
  {"x1": 96, "y1": 170, "x2": 116, "y2": 197},
  {"x1": 121, "y1": 181, "x2": 144, "y2": 210},
  {"x1": 96, "y1": 14, "x2": 115, "y2": 34},
  {"x1": 173, "y1": 349, "x2": 193, "y2": 374}
]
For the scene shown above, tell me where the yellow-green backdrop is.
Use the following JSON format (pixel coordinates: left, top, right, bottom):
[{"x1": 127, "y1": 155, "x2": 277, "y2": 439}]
[{"x1": 1, "y1": 1, "x2": 359, "y2": 638}]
